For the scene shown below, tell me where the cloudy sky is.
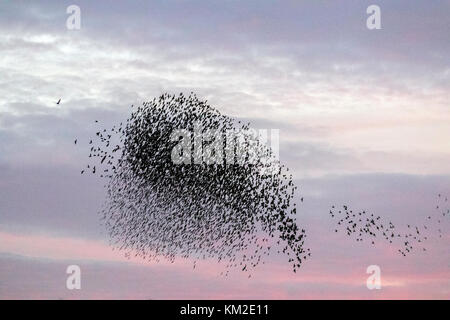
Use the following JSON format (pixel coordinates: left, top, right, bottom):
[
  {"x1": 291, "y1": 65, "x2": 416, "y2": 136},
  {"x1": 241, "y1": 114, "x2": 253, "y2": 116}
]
[{"x1": 0, "y1": 0, "x2": 449, "y2": 299}]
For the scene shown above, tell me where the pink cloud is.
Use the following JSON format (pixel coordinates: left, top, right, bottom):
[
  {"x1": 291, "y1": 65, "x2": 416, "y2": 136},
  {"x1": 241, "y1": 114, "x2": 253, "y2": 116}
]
[{"x1": 1, "y1": 230, "x2": 449, "y2": 299}]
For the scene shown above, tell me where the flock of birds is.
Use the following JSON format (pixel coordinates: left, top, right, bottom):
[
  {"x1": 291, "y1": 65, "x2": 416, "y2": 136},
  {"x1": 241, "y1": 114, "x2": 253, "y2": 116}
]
[
  {"x1": 76, "y1": 92, "x2": 309, "y2": 275},
  {"x1": 71, "y1": 92, "x2": 448, "y2": 275},
  {"x1": 329, "y1": 194, "x2": 449, "y2": 256}
]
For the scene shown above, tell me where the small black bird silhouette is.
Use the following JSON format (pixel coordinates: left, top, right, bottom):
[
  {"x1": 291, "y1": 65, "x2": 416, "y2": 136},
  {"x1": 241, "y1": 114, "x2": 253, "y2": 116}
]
[
  {"x1": 74, "y1": 139, "x2": 77, "y2": 145},
  {"x1": 56, "y1": 99, "x2": 61, "y2": 105}
]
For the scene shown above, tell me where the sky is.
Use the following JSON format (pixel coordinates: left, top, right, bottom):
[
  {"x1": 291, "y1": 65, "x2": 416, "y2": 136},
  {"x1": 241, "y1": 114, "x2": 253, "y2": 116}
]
[{"x1": 0, "y1": 0, "x2": 449, "y2": 299}]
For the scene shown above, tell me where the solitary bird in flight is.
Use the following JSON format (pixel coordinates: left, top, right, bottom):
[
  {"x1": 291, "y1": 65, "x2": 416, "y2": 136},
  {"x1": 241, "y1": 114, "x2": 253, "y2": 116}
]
[{"x1": 56, "y1": 99, "x2": 61, "y2": 105}]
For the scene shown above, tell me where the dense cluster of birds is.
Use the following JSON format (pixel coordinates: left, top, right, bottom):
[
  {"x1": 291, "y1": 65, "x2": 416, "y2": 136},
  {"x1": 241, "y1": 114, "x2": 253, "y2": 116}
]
[
  {"x1": 77, "y1": 92, "x2": 309, "y2": 275},
  {"x1": 329, "y1": 194, "x2": 449, "y2": 256}
]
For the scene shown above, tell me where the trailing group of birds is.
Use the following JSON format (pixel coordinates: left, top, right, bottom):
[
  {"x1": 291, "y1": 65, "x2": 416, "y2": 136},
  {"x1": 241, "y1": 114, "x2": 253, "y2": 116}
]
[
  {"x1": 329, "y1": 194, "x2": 449, "y2": 256},
  {"x1": 77, "y1": 92, "x2": 309, "y2": 275}
]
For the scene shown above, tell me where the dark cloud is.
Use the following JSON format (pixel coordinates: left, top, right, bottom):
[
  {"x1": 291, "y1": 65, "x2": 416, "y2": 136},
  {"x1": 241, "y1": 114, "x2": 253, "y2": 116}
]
[{"x1": 1, "y1": 0, "x2": 448, "y2": 73}]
